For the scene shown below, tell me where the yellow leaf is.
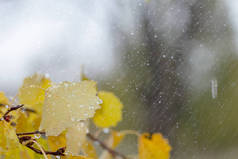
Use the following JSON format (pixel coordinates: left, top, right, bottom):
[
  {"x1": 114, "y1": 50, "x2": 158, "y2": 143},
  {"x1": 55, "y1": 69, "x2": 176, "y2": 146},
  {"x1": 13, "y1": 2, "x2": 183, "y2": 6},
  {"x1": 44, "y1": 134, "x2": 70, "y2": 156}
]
[
  {"x1": 4, "y1": 145, "x2": 35, "y2": 159},
  {"x1": 66, "y1": 121, "x2": 88, "y2": 156},
  {"x1": 47, "y1": 131, "x2": 66, "y2": 152},
  {"x1": 0, "y1": 92, "x2": 9, "y2": 106},
  {"x1": 16, "y1": 111, "x2": 41, "y2": 133},
  {"x1": 0, "y1": 92, "x2": 9, "y2": 115},
  {"x1": 82, "y1": 141, "x2": 98, "y2": 159},
  {"x1": 48, "y1": 131, "x2": 98, "y2": 158},
  {"x1": 111, "y1": 131, "x2": 125, "y2": 148},
  {"x1": 0, "y1": 120, "x2": 20, "y2": 154},
  {"x1": 138, "y1": 133, "x2": 171, "y2": 159},
  {"x1": 34, "y1": 137, "x2": 49, "y2": 159},
  {"x1": 93, "y1": 91, "x2": 123, "y2": 128},
  {"x1": 40, "y1": 81, "x2": 101, "y2": 136},
  {"x1": 19, "y1": 146, "x2": 35, "y2": 159},
  {"x1": 18, "y1": 73, "x2": 51, "y2": 113}
]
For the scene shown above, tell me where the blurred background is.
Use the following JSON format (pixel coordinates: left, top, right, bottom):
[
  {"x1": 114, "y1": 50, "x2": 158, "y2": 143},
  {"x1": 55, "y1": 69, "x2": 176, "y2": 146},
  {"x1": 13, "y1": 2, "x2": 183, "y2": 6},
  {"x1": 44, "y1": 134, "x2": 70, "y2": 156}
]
[{"x1": 1, "y1": 0, "x2": 238, "y2": 158}]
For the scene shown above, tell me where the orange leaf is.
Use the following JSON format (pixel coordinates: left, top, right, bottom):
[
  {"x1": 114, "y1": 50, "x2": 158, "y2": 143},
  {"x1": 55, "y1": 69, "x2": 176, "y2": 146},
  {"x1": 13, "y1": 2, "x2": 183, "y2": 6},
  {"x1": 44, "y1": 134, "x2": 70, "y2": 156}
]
[{"x1": 139, "y1": 133, "x2": 171, "y2": 159}]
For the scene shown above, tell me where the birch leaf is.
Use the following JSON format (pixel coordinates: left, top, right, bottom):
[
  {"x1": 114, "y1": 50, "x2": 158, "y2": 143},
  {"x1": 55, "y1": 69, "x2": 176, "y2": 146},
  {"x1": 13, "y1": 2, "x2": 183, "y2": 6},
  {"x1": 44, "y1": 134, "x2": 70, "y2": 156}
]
[
  {"x1": 0, "y1": 120, "x2": 19, "y2": 153},
  {"x1": 4, "y1": 145, "x2": 35, "y2": 159},
  {"x1": 66, "y1": 121, "x2": 88, "y2": 156},
  {"x1": 47, "y1": 131, "x2": 66, "y2": 152},
  {"x1": 40, "y1": 80, "x2": 101, "y2": 136},
  {"x1": 138, "y1": 133, "x2": 171, "y2": 159},
  {"x1": 93, "y1": 91, "x2": 123, "y2": 128},
  {"x1": 16, "y1": 111, "x2": 41, "y2": 133},
  {"x1": 0, "y1": 92, "x2": 9, "y2": 115},
  {"x1": 18, "y1": 73, "x2": 51, "y2": 112},
  {"x1": 82, "y1": 141, "x2": 98, "y2": 159}
]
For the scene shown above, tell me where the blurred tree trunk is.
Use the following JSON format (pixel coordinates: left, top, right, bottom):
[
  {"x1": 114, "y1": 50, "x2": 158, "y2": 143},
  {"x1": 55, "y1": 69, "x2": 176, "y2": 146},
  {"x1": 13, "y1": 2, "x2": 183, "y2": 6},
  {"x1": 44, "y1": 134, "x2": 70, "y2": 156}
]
[
  {"x1": 139, "y1": 0, "x2": 228, "y2": 135},
  {"x1": 140, "y1": 5, "x2": 186, "y2": 134}
]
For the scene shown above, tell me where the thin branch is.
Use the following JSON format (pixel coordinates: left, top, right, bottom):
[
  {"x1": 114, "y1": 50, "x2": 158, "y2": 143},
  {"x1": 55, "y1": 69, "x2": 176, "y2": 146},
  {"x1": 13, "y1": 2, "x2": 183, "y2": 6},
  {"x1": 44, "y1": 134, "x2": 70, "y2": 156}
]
[
  {"x1": 17, "y1": 131, "x2": 127, "y2": 159},
  {"x1": 2, "y1": 104, "x2": 126, "y2": 158},
  {"x1": 0, "y1": 104, "x2": 36, "y2": 114},
  {"x1": 17, "y1": 130, "x2": 45, "y2": 136},
  {"x1": 21, "y1": 107, "x2": 37, "y2": 113},
  {"x1": 4, "y1": 104, "x2": 24, "y2": 116},
  {"x1": 120, "y1": 130, "x2": 140, "y2": 137},
  {"x1": 87, "y1": 133, "x2": 127, "y2": 159},
  {"x1": 1, "y1": 104, "x2": 24, "y2": 122},
  {"x1": 18, "y1": 135, "x2": 65, "y2": 156},
  {"x1": 30, "y1": 140, "x2": 49, "y2": 159},
  {"x1": 26, "y1": 143, "x2": 65, "y2": 156}
]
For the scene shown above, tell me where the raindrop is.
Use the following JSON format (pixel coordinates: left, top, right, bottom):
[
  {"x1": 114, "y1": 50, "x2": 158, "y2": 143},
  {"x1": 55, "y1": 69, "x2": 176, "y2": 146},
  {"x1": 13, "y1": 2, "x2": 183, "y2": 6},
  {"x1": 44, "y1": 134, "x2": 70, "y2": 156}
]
[
  {"x1": 45, "y1": 73, "x2": 50, "y2": 78},
  {"x1": 64, "y1": 83, "x2": 69, "y2": 87},
  {"x1": 89, "y1": 106, "x2": 94, "y2": 110},
  {"x1": 103, "y1": 128, "x2": 110, "y2": 134},
  {"x1": 97, "y1": 99, "x2": 103, "y2": 105},
  {"x1": 71, "y1": 117, "x2": 76, "y2": 122},
  {"x1": 34, "y1": 134, "x2": 41, "y2": 139},
  {"x1": 211, "y1": 79, "x2": 218, "y2": 99}
]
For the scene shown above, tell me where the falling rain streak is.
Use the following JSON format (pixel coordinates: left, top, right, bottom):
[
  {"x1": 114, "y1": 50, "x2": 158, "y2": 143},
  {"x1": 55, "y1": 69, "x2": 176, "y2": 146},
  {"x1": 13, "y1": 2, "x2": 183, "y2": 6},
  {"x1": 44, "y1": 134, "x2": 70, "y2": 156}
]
[{"x1": 211, "y1": 79, "x2": 218, "y2": 99}]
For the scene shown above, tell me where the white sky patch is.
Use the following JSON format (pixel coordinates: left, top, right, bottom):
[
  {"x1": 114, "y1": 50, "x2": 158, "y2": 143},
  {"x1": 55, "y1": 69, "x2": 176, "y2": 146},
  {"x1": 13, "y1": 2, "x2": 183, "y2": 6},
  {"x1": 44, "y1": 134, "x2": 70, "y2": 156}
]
[
  {"x1": 0, "y1": 0, "x2": 117, "y2": 95},
  {"x1": 0, "y1": 20, "x2": 64, "y2": 90}
]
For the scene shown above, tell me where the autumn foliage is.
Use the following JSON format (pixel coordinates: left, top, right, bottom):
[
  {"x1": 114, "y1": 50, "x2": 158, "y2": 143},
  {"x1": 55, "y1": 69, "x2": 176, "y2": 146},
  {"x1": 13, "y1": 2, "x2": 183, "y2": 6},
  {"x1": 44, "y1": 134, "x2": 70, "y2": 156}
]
[{"x1": 0, "y1": 73, "x2": 171, "y2": 159}]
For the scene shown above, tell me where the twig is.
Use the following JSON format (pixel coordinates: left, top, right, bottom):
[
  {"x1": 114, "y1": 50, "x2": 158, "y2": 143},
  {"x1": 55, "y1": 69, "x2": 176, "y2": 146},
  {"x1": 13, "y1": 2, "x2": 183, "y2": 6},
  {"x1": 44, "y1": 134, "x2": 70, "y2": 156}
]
[
  {"x1": 4, "y1": 104, "x2": 24, "y2": 116},
  {"x1": 0, "y1": 104, "x2": 36, "y2": 113},
  {"x1": 30, "y1": 140, "x2": 48, "y2": 159},
  {"x1": 120, "y1": 130, "x2": 140, "y2": 137},
  {"x1": 26, "y1": 143, "x2": 65, "y2": 156},
  {"x1": 18, "y1": 135, "x2": 65, "y2": 156},
  {"x1": 1, "y1": 104, "x2": 24, "y2": 122},
  {"x1": 17, "y1": 131, "x2": 127, "y2": 159},
  {"x1": 17, "y1": 130, "x2": 45, "y2": 136},
  {"x1": 2, "y1": 105, "x2": 127, "y2": 158},
  {"x1": 87, "y1": 133, "x2": 127, "y2": 159},
  {"x1": 21, "y1": 107, "x2": 37, "y2": 113}
]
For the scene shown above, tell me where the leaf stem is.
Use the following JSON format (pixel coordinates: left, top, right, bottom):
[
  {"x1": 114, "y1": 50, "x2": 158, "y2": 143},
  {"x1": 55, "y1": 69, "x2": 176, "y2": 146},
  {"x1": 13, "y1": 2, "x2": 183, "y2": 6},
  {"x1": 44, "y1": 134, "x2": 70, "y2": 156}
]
[
  {"x1": 18, "y1": 135, "x2": 65, "y2": 156},
  {"x1": 87, "y1": 133, "x2": 127, "y2": 159},
  {"x1": 17, "y1": 130, "x2": 45, "y2": 136},
  {"x1": 31, "y1": 140, "x2": 49, "y2": 159},
  {"x1": 1, "y1": 104, "x2": 24, "y2": 122},
  {"x1": 17, "y1": 131, "x2": 127, "y2": 159}
]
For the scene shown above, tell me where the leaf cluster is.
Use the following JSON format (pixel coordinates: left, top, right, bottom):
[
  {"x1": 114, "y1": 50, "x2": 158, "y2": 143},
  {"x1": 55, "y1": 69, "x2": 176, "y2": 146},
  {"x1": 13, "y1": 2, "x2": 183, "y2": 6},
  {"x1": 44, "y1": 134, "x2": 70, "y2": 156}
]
[{"x1": 0, "y1": 73, "x2": 171, "y2": 159}]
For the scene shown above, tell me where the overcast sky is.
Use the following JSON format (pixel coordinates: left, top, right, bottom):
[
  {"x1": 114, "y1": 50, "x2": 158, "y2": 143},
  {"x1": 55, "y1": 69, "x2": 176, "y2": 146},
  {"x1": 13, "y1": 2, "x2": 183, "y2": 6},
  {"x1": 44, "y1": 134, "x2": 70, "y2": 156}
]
[
  {"x1": 0, "y1": 0, "x2": 120, "y2": 95},
  {"x1": 0, "y1": 0, "x2": 238, "y2": 95}
]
